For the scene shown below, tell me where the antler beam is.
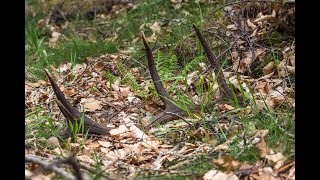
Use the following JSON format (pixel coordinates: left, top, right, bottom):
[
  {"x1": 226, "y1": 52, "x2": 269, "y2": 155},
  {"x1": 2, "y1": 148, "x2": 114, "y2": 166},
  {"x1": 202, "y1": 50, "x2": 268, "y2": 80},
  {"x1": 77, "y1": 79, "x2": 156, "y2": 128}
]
[
  {"x1": 141, "y1": 32, "x2": 187, "y2": 128},
  {"x1": 45, "y1": 69, "x2": 111, "y2": 136}
]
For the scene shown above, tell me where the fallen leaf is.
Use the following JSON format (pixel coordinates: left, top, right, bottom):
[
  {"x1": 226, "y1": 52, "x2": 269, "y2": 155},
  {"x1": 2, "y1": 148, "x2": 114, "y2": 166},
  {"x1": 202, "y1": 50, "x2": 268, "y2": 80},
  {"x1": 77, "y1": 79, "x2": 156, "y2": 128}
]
[
  {"x1": 254, "y1": 10, "x2": 276, "y2": 23},
  {"x1": 120, "y1": 87, "x2": 132, "y2": 98},
  {"x1": 110, "y1": 125, "x2": 130, "y2": 139},
  {"x1": 98, "y1": 141, "x2": 112, "y2": 148},
  {"x1": 149, "y1": 22, "x2": 161, "y2": 33},
  {"x1": 47, "y1": 136, "x2": 60, "y2": 147},
  {"x1": 265, "y1": 152, "x2": 286, "y2": 169},
  {"x1": 80, "y1": 98, "x2": 102, "y2": 112},
  {"x1": 247, "y1": 19, "x2": 256, "y2": 30},
  {"x1": 263, "y1": 61, "x2": 275, "y2": 75},
  {"x1": 187, "y1": 71, "x2": 199, "y2": 86},
  {"x1": 130, "y1": 125, "x2": 161, "y2": 149},
  {"x1": 227, "y1": 24, "x2": 237, "y2": 30},
  {"x1": 76, "y1": 155, "x2": 95, "y2": 165},
  {"x1": 212, "y1": 155, "x2": 241, "y2": 171},
  {"x1": 26, "y1": 80, "x2": 46, "y2": 88},
  {"x1": 64, "y1": 88, "x2": 75, "y2": 97},
  {"x1": 203, "y1": 169, "x2": 238, "y2": 180},
  {"x1": 256, "y1": 135, "x2": 268, "y2": 158},
  {"x1": 146, "y1": 33, "x2": 157, "y2": 43}
]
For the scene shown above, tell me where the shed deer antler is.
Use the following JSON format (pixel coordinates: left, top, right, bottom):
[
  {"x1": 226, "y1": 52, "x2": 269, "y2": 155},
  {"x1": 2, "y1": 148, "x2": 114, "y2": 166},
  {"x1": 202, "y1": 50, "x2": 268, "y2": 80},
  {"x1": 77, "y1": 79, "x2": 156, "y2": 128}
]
[
  {"x1": 192, "y1": 24, "x2": 234, "y2": 100},
  {"x1": 46, "y1": 24, "x2": 241, "y2": 136},
  {"x1": 142, "y1": 24, "x2": 241, "y2": 127},
  {"x1": 44, "y1": 69, "x2": 111, "y2": 137},
  {"x1": 141, "y1": 32, "x2": 188, "y2": 128}
]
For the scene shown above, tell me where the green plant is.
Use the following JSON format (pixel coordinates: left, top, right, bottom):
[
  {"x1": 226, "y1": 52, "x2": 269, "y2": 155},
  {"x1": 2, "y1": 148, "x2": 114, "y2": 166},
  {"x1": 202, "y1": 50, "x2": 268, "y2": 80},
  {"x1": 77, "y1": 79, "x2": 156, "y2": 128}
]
[
  {"x1": 104, "y1": 70, "x2": 116, "y2": 92},
  {"x1": 67, "y1": 111, "x2": 89, "y2": 142},
  {"x1": 25, "y1": 107, "x2": 62, "y2": 148}
]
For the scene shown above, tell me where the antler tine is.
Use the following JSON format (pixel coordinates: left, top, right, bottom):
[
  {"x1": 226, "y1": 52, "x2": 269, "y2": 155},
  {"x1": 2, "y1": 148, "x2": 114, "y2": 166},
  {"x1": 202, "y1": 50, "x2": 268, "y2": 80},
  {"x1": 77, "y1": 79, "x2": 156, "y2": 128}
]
[
  {"x1": 141, "y1": 32, "x2": 188, "y2": 128},
  {"x1": 44, "y1": 69, "x2": 75, "y2": 114},
  {"x1": 44, "y1": 69, "x2": 111, "y2": 136},
  {"x1": 141, "y1": 32, "x2": 175, "y2": 108},
  {"x1": 192, "y1": 24, "x2": 233, "y2": 99}
]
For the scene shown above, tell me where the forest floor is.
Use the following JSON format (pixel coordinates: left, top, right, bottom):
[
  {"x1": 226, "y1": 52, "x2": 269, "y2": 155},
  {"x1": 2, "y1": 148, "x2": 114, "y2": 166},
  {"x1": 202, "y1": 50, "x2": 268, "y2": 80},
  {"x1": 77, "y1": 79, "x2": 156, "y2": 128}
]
[{"x1": 25, "y1": 0, "x2": 295, "y2": 179}]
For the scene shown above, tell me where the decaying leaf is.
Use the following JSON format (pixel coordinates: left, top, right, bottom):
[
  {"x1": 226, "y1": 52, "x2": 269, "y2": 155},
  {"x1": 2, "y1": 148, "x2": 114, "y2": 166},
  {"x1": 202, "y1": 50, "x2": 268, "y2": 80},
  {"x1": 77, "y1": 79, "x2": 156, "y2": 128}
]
[
  {"x1": 227, "y1": 24, "x2": 237, "y2": 31},
  {"x1": 256, "y1": 135, "x2": 268, "y2": 158},
  {"x1": 47, "y1": 136, "x2": 60, "y2": 147},
  {"x1": 110, "y1": 125, "x2": 130, "y2": 139},
  {"x1": 263, "y1": 61, "x2": 275, "y2": 75},
  {"x1": 76, "y1": 155, "x2": 95, "y2": 165},
  {"x1": 203, "y1": 169, "x2": 238, "y2": 180},
  {"x1": 212, "y1": 155, "x2": 241, "y2": 171},
  {"x1": 98, "y1": 140, "x2": 113, "y2": 148},
  {"x1": 265, "y1": 152, "x2": 286, "y2": 169},
  {"x1": 254, "y1": 10, "x2": 276, "y2": 23},
  {"x1": 149, "y1": 22, "x2": 161, "y2": 34},
  {"x1": 247, "y1": 19, "x2": 256, "y2": 30},
  {"x1": 80, "y1": 98, "x2": 102, "y2": 112}
]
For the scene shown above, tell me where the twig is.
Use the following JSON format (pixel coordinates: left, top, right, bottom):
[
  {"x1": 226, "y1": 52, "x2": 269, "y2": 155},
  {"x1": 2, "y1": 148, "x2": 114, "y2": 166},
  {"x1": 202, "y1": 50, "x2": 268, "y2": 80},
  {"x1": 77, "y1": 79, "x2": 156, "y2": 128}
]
[{"x1": 25, "y1": 154, "x2": 76, "y2": 180}]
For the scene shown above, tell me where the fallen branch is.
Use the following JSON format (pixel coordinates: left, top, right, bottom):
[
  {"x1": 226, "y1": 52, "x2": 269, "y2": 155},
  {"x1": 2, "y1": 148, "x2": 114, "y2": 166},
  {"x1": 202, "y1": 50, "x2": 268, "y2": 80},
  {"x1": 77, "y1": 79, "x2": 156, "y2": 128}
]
[{"x1": 25, "y1": 154, "x2": 76, "y2": 180}]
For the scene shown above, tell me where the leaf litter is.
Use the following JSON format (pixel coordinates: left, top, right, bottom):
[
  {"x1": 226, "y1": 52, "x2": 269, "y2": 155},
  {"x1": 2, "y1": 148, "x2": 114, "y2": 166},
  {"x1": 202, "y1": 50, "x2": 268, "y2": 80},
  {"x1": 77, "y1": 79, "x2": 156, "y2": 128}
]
[
  {"x1": 25, "y1": 52, "x2": 294, "y2": 178},
  {"x1": 25, "y1": 1, "x2": 295, "y2": 179}
]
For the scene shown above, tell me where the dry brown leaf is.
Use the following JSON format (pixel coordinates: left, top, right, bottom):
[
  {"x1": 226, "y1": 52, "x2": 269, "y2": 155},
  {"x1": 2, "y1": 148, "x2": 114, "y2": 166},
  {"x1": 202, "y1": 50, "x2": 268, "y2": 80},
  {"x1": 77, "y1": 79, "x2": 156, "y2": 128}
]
[
  {"x1": 80, "y1": 98, "x2": 102, "y2": 112},
  {"x1": 86, "y1": 141, "x2": 100, "y2": 149},
  {"x1": 210, "y1": 72, "x2": 219, "y2": 92},
  {"x1": 227, "y1": 24, "x2": 237, "y2": 30},
  {"x1": 288, "y1": 165, "x2": 295, "y2": 179},
  {"x1": 119, "y1": 87, "x2": 132, "y2": 98},
  {"x1": 76, "y1": 155, "x2": 95, "y2": 165},
  {"x1": 257, "y1": 72, "x2": 275, "y2": 80},
  {"x1": 263, "y1": 62, "x2": 275, "y2": 75},
  {"x1": 47, "y1": 136, "x2": 60, "y2": 147},
  {"x1": 247, "y1": 19, "x2": 256, "y2": 30},
  {"x1": 187, "y1": 71, "x2": 199, "y2": 86},
  {"x1": 110, "y1": 125, "x2": 130, "y2": 139},
  {"x1": 255, "y1": 100, "x2": 264, "y2": 111},
  {"x1": 64, "y1": 87, "x2": 75, "y2": 97},
  {"x1": 150, "y1": 22, "x2": 161, "y2": 33},
  {"x1": 255, "y1": 81, "x2": 267, "y2": 94},
  {"x1": 52, "y1": 147, "x2": 64, "y2": 155},
  {"x1": 58, "y1": 63, "x2": 71, "y2": 73},
  {"x1": 289, "y1": 54, "x2": 295, "y2": 66},
  {"x1": 203, "y1": 169, "x2": 239, "y2": 180},
  {"x1": 218, "y1": 104, "x2": 234, "y2": 112},
  {"x1": 146, "y1": 33, "x2": 157, "y2": 43},
  {"x1": 225, "y1": 104, "x2": 235, "y2": 110},
  {"x1": 233, "y1": 49, "x2": 265, "y2": 73},
  {"x1": 239, "y1": 163, "x2": 253, "y2": 170},
  {"x1": 254, "y1": 10, "x2": 276, "y2": 23},
  {"x1": 109, "y1": 54, "x2": 120, "y2": 61},
  {"x1": 265, "y1": 152, "x2": 286, "y2": 169},
  {"x1": 98, "y1": 141, "x2": 112, "y2": 148},
  {"x1": 256, "y1": 135, "x2": 268, "y2": 158},
  {"x1": 130, "y1": 125, "x2": 161, "y2": 149},
  {"x1": 212, "y1": 155, "x2": 241, "y2": 171},
  {"x1": 213, "y1": 136, "x2": 237, "y2": 151},
  {"x1": 26, "y1": 80, "x2": 46, "y2": 88}
]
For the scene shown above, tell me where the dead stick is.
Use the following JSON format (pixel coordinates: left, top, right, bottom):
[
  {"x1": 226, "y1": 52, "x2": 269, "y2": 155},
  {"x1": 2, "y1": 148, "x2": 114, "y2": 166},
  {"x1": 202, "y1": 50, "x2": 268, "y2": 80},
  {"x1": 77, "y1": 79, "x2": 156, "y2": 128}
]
[{"x1": 25, "y1": 154, "x2": 76, "y2": 180}]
